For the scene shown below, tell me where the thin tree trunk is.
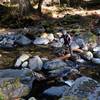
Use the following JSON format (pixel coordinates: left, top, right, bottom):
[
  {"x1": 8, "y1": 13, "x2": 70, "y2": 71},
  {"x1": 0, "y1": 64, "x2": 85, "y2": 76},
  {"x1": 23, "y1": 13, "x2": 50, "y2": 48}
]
[
  {"x1": 18, "y1": 0, "x2": 32, "y2": 16},
  {"x1": 38, "y1": 0, "x2": 44, "y2": 14}
]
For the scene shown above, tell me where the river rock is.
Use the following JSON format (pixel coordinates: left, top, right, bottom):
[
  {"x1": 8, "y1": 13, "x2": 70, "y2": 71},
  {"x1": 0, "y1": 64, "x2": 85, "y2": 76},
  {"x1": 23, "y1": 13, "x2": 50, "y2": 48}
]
[
  {"x1": 43, "y1": 59, "x2": 67, "y2": 70},
  {"x1": 50, "y1": 41, "x2": 63, "y2": 48},
  {"x1": 70, "y1": 42, "x2": 79, "y2": 50},
  {"x1": 41, "y1": 33, "x2": 54, "y2": 42},
  {"x1": 47, "y1": 33, "x2": 55, "y2": 42},
  {"x1": 43, "y1": 85, "x2": 69, "y2": 97},
  {"x1": 64, "y1": 80, "x2": 75, "y2": 87},
  {"x1": 28, "y1": 97, "x2": 37, "y2": 100},
  {"x1": 48, "y1": 66, "x2": 71, "y2": 77},
  {"x1": 92, "y1": 58, "x2": 100, "y2": 65},
  {"x1": 0, "y1": 78, "x2": 30, "y2": 100},
  {"x1": 41, "y1": 33, "x2": 48, "y2": 38},
  {"x1": 56, "y1": 32, "x2": 63, "y2": 38},
  {"x1": 53, "y1": 48, "x2": 67, "y2": 56},
  {"x1": 88, "y1": 86, "x2": 100, "y2": 100},
  {"x1": 0, "y1": 38, "x2": 15, "y2": 48},
  {"x1": 65, "y1": 60, "x2": 79, "y2": 69},
  {"x1": 29, "y1": 56, "x2": 43, "y2": 71},
  {"x1": 6, "y1": 33, "x2": 16, "y2": 40},
  {"x1": 82, "y1": 51, "x2": 93, "y2": 60},
  {"x1": 0, "y1": 69, "x2": 35, "y2": 88},
  {"x1": 15, "y1": 35, "x2": 31, "y2": 45},
  {"x1": 75, "y1": 38, "x2": 87, "y2": 50},
  {"x1": 22, "y1": 61, "x2": 28, "y2": 68},
  {"x1": 15, "y1": 54, "x2": 30, "y2": 67},
  {"x1": 50, "y1": 38, "x2": 64, "y2": 48},
  {"x1": 93, "y1": 46, "x2": 100, "y2": 52},
  {"x1": 93, "y1": 51, "x2": 100, "y2": 58},
  {"x1": 76, "y1": 58, "x2": 87, "y2": 64},
  {"x1": 63, "y1": 76, "x2": 98, "y2": 99},
  {"x1": 33, "y1": 37, "x2": 49, "y2": 45}
]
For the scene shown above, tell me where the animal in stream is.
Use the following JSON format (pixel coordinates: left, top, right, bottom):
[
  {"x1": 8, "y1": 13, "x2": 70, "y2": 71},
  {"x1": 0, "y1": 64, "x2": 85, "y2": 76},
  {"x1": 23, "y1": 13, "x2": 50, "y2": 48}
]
[{"x1": 60, "y1": 29, "x2": 73, "y2": 56}]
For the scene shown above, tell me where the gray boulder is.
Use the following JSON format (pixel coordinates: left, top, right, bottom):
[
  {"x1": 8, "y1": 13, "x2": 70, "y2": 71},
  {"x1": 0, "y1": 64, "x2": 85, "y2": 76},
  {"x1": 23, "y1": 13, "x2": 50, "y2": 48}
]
[
  {"x1": 0, "y1": 69, "x2": 35, "y2": 88},
  {"x1": 92, "y1": 58, "x2": 100, "y2": 65},
  {"x1": 22, "y1": 61, "x2": 28, "y2": 68},
  {"x1": 0, "y1": 38, "x2": 15, "y2": 48},
  {"x1": 48, "y1": 66, "x2": 71, "y2": 77},
  {"x1": 43, "y1": 59, "x2": 71, "y2": 77},
  {"x1": 43, "y1": 59, "x2": 67, "y2": 70},
  {"x1": 29, "y1": 56, "x2": 43, "y2": 71},
  {"x1": 28, "y1": 97, "x2": 37, "y2": 100},
  {"x1": 0, "y1": 78, "x2": 30, "y2": 100},
  {"x1": 75, "y1": 38, "x2": 87, "y2": 50},
  {"x1": 33, "y1": 37, "x2": 49, "y2": 45},
  {"x1": 93, "y1": 51, "x2": 100, "y2": 58},
  {"x1": 70, "y1": 42, "x2": 79, "y2": 50},
  {"x1": 15, "y1": 35, "x2": 31, "y2": 45},
  {"x1": 93, "y1": 46, "x2": 100, "y2": 52},
  {"x1": 50, "y1": 39, "x2": 64, "y2": 48},
  {"x1": 82, "y1": 51, "x2": 93, "y2": 60},
  {"x1": 63, "y1": 76, "x2": 98, "y2": 99},
  {"x1": 88, "y1": 86, "x2": 100, "y2": 100},
  {"x1": 43, "y1": 85, "x2": 69, "y2": 97}
]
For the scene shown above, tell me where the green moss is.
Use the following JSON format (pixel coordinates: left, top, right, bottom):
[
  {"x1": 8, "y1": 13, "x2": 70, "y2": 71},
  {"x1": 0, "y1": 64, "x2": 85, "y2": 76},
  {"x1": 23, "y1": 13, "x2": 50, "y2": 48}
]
[{"x1": 0, "y1": 92, "x2": 5, "y2": 100}]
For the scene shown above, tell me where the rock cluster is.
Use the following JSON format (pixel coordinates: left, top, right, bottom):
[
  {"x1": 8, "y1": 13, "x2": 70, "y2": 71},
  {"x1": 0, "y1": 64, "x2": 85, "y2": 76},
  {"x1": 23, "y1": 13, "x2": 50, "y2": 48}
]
[{"x1": 0, "y1": 30, "x2": 99, "y2": 100}]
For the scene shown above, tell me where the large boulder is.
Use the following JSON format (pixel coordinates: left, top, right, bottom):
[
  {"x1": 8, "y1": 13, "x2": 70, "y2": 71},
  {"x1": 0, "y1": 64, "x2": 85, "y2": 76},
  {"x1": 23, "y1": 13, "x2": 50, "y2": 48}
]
[
  {"x1": 43, "y1": 59, "x2": 67, "y2": 71},
  {"x1": 43, "y1": 85, "x2": 69, "y2": 97},
  {"x1": 43, "y1": 59, "x2": 71, "y2": 77},
  {"x1": 0, "y1": 69, "x2": 35, "y2": 88},
  {"x1": 47, "y1": 66, "x2": 71, "y2": 77},
  {"x1": 0, "y1": 78, "x2": 30, "y2": 100},
  {"x1": 62, "y1": 76, "x2": 98, "y2": 99},
  {"x1": 29, "y1": 56, "x2": 43, "y2": 71}
]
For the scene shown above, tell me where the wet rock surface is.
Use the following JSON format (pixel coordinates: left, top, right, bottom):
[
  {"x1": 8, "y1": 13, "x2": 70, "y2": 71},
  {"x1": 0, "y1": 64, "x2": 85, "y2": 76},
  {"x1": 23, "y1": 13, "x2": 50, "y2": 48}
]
[
  {"x1": 64, "y1": 76, "x2": 98, "y2": 96},
  {"x1": 29, "y1": 56, "x2": 43, "y2": 71},
  {"x1": 0, "y1": 78, "x2": 30, "y2": 100},
  {"x1": 0, "y1": 30, "x2": 99, "y2": 100}
]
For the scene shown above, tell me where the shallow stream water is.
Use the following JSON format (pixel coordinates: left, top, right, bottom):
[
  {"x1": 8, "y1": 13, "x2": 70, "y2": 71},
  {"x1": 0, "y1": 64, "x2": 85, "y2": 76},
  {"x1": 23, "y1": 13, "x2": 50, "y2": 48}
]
[{"x1": 0, "y1": 44, "x2": 55, "y2": 68}]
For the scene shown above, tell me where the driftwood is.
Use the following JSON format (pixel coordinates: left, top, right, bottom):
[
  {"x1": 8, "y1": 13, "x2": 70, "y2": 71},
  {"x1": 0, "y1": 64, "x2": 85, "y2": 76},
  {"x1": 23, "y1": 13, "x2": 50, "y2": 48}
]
[{"x1": 55, "y1": 48, "x2": 83, "y2": 60}]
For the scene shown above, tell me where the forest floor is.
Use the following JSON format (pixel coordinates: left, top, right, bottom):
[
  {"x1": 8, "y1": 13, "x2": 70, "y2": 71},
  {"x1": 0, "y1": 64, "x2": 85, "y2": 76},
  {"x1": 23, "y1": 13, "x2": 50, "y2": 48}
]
[{"x1": 0, "y1": 5, "x2": 100, "y2": 32}]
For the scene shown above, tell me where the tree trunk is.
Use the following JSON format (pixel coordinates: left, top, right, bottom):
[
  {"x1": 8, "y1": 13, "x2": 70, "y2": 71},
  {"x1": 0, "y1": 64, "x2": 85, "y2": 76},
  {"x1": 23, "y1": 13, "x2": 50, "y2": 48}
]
[
  {"x1": 38, "y1": 0, "x2": 44, "y2": 14},
  {"x1": 18, "y1": 0, "x2": 32, "y2": 16}
]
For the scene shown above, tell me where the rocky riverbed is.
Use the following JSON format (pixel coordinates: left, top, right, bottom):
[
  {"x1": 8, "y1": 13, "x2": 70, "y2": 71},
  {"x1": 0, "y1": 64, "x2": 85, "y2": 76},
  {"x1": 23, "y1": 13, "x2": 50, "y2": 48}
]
[{"x1": 0, "y1": 28, "x2": 99, "y2": 100}]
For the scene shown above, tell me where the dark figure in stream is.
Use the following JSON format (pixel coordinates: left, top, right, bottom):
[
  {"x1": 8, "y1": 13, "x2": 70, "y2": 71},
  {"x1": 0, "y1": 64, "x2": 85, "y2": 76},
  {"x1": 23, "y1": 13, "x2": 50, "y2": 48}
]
[{"x1": 61, "y1": 30, "x2": 73, "y2": 56}]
